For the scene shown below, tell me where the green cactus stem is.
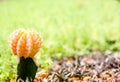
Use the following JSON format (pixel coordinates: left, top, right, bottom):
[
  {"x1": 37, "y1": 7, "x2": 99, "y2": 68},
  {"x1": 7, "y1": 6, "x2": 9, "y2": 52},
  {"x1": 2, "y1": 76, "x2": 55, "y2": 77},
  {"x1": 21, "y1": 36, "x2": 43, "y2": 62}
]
[{"x1": 16, "y1": 57, "x2": 38, "y2": 82}]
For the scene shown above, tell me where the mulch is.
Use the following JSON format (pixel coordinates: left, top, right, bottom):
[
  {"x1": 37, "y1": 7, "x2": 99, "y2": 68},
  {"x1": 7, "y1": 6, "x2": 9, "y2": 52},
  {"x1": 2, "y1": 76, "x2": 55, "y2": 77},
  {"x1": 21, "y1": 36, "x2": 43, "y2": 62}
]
[{"x1": 34, "y1": 51, "x2": 120, "y2": 82}]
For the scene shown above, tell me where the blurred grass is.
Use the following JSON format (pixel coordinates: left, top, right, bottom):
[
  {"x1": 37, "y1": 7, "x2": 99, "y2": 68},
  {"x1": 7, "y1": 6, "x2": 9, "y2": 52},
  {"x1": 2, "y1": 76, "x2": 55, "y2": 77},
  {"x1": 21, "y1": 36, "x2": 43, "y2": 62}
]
[{"x1": 0, "y1": 0, "x2": 120, "y2": 81}]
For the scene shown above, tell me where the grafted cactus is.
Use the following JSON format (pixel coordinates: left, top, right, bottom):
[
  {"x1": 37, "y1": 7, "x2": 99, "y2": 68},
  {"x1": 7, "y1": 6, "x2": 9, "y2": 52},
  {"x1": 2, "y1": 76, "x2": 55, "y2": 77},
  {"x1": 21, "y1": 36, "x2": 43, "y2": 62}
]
[{"x1": 9, "y1": 29, "x2": 42, "y2": 82}]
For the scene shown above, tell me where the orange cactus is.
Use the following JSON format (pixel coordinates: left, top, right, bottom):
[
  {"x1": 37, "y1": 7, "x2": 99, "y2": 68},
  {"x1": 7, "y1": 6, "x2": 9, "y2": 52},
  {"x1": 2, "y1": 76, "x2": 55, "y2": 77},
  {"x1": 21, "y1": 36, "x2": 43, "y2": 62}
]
[{"x1": 9, "y1": 29, "x2": 42, "y2": 58}]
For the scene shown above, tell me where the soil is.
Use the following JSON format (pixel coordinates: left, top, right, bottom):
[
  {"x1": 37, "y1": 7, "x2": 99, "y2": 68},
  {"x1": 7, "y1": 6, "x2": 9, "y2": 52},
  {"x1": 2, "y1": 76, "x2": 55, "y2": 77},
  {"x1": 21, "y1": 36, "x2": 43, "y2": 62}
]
[{"x1": 34, "y1": 51, "x2": 120, "y2": 82}]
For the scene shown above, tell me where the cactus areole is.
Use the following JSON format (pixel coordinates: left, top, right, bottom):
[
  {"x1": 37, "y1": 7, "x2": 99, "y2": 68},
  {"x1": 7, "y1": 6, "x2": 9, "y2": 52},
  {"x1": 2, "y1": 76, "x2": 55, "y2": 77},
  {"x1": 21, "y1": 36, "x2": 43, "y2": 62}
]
[{"x1": 9, "y1": 29, "x2": 42, "y2": 82}]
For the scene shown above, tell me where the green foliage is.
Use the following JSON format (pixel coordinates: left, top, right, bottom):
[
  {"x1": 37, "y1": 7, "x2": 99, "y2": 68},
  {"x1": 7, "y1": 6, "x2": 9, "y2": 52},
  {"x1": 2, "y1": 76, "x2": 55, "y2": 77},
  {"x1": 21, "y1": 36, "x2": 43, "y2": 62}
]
[{"x1": 0, "y1": 0, "x2": 120, "y2": 81}]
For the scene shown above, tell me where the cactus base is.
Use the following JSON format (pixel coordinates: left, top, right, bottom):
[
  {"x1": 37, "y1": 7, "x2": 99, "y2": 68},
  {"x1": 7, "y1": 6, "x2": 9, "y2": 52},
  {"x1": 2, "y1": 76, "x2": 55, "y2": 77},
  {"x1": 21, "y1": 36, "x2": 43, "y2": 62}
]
[{"x1": 16, "y1": 57, "x2": 38, "y2": 82}]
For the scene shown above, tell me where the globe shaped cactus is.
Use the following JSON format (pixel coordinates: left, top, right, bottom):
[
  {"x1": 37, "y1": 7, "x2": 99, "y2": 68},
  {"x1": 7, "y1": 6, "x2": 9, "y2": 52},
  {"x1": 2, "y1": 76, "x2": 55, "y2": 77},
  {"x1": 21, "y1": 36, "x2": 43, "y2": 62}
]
[
  {"x1": 9, "y1": 29, "x2": 42, "y2": 82},
  {"x1": 10, "y1": 29, "x2": 42, "y2": 58}
]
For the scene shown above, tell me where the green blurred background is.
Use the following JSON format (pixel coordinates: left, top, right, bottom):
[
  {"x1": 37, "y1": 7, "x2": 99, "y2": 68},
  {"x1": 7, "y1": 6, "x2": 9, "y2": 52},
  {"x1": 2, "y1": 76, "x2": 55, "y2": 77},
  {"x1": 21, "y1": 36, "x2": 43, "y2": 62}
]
[{"x1": 0, "y1": 0, "x2": 120, "y2": 81}]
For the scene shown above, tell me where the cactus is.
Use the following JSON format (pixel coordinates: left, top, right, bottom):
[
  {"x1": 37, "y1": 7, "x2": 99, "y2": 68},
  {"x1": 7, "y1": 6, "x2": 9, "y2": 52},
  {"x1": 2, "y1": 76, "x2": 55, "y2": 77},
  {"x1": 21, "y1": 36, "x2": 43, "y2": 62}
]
[{"x1": 9, "y1": 29, "x2": 42, "y2": 82}]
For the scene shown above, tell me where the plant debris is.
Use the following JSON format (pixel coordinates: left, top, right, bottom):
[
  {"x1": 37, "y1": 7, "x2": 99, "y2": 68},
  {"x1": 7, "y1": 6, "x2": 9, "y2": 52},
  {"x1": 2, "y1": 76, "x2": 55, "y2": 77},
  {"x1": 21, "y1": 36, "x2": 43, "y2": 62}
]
[{"x1": 34, "y1": 51, "x2": 120, "y2": 82}]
